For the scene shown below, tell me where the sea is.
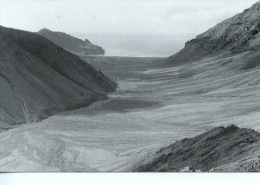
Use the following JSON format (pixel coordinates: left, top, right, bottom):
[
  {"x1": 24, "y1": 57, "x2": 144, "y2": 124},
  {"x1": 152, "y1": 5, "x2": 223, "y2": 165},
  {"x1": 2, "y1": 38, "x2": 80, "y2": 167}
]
[{"x1": 75, "y1": 33, "x2": 188, "y2": 57}]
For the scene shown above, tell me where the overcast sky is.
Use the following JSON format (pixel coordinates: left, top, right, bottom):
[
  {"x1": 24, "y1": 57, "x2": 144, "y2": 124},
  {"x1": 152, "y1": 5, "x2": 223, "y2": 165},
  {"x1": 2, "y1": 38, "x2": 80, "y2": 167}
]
[{"x1": 0, "y1": 0, "x2": 258, "y2": 37}]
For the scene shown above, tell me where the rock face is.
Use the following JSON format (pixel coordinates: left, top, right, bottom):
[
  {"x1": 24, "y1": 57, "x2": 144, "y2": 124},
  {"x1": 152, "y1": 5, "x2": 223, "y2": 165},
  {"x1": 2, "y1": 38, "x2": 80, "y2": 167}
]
[
  {"x1": 38, "y1": 28, "x2": 105, "y2": 55},
  {"x1": 135, "y1": 125, "x2": 260, "y2": 172},
  {"x1": 167, "y1": 1, "x2": 260, "y2": 64},
  {"x1": 0, "y1": 26, "x2": 116, "y2": 128}
]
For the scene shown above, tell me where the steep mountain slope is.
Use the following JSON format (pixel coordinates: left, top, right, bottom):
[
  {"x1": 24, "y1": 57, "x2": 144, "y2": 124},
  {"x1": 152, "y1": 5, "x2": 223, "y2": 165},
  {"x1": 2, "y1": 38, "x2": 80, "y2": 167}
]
[
  {"x1": 0, "y1": 26, "x2": 116, "y2": 128},
  {"x1": 38, "y1": 28, "x2": 105, "y2": 55},
  {"x1": 133, "y1": 1, "x2": 260, "y2": 172},
  {"x1": 167, "y1": 1, "x2": 260, "y2": 64},
  {"x1": 134, "y1": 125, "x2": 260, "y2": 172}
]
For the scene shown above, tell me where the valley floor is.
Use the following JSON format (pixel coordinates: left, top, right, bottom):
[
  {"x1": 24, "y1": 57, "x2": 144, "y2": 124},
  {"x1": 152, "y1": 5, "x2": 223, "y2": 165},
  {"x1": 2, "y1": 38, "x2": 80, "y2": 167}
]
[{"x1": 0, "y1": 53, "x2": 260, "y2": 172}]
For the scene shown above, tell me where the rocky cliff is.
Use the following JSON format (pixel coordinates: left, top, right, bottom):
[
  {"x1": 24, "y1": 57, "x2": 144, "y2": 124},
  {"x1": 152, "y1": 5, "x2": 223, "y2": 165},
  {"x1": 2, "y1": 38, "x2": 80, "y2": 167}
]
[
  {"x1": 0, "y1": 26, "x2": 116, "y2": 129},
  {"x1": 38, "y1": 28, "x2": 105, "y2": 55},
  {"x1": 167, "y1": 1, "x2": 260, "y2": 64},
  {"x1": 134, "y1": 125, "x2": 260, "y2": 172}
]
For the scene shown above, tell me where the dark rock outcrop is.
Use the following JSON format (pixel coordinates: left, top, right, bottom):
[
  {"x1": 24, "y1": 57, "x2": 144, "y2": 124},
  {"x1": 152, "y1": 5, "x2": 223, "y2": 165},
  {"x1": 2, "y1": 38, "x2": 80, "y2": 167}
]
[
  {"x1": 135, "y1": 125, "x2": 260, "y2": 172},
  {"x1": 0, "y1": 26, "x2": 116, "y2": 127},
  {"x1": 38, "y1": 28, "x2": 105, "y2": 55},
  {"x1": 167, "y1": 1, "x2": 260, "y2": 64}
]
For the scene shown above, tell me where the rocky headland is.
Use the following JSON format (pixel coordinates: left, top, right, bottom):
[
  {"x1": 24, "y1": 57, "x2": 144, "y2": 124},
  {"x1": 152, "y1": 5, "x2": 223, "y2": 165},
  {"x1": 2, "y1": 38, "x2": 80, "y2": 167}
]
[{"x1": 38, "y1": 28, "x2": 105, "y2": 55}]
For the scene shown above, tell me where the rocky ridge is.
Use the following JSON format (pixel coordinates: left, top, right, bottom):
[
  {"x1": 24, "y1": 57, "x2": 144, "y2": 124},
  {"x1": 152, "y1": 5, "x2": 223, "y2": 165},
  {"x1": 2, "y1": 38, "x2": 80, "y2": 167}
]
[
  {"x1": 134, "y1": 125, "x2": 260, "y2": 172},
  {"x1": 167, "y1": 1, "x2": 260, "y2": 64}
]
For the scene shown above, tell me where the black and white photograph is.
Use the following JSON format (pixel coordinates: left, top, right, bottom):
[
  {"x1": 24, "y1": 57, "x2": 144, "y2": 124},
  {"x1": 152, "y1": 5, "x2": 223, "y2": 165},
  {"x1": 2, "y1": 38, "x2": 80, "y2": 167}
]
[{"x1": 0, "y1": 0, "x2": 260, "y2": 183}]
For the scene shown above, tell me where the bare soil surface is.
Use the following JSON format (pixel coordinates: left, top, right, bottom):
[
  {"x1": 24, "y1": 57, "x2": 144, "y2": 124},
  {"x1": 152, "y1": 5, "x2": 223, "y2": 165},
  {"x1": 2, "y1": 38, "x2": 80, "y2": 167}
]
[{"x1": 0, "y1": 52, "x2": 259, "y2": 172}]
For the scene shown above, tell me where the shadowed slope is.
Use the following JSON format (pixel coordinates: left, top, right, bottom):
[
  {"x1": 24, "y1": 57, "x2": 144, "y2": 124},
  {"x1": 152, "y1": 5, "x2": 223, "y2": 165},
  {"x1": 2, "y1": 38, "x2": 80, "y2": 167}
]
[{"x1": 0, "y1": 26, "x2": 116, "y2": 127}]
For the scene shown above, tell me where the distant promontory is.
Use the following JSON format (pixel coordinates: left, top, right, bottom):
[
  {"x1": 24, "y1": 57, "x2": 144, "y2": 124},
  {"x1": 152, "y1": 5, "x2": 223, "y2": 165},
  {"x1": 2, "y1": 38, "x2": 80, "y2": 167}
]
[{"x1": 38, "y1": 28, "x2": 105, "y2": 55}]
